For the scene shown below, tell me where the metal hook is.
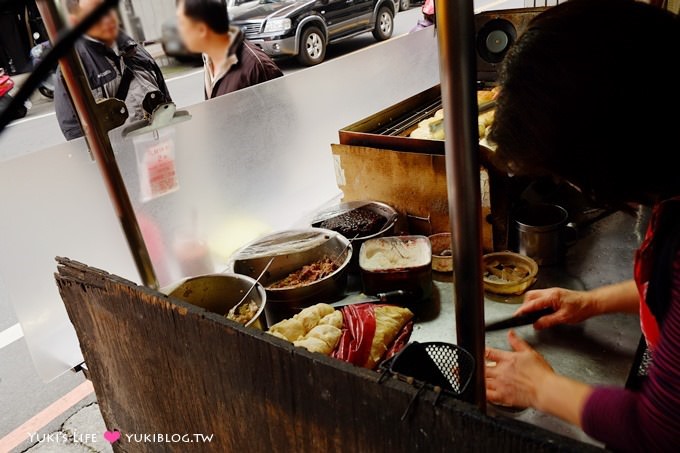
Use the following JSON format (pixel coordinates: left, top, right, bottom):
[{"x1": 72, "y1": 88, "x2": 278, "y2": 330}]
[{"x1": 401, "y1": 382, "x2": 426, "y2": 421}]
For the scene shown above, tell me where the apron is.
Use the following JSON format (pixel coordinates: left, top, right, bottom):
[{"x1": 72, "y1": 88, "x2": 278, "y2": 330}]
[{"x1": 634, "y1": 197, "x2": 680, "y2": 350}]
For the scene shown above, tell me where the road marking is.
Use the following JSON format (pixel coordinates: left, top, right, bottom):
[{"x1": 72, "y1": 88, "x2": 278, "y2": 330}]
[
  {"x1": 165, "y1": 68, "x2": 204, "y2": 82},
  {"x1": 6, "y1": 111, "x2": 57, "y2": 127},
  {"x1": 0, "y1": 323, "x2": 23, "y2": 350},
  {"x1": 475, "y1": 0, "x2": 519, "y2": 13},
  {"x1": 0, "y1": 380, "x2": 95, "y2": 452}
]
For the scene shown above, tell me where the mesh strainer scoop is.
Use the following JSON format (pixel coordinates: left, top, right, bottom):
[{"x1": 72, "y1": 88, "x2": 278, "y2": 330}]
[{"x1": 383, "y1": 341, "x2": 475, "y2": 396}]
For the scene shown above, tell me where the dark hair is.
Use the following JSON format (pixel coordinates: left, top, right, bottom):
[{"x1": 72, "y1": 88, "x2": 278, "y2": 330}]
[
  {"x1": 178, "y1": 0, "x2": 230, "y2": 34},
  {"x1": 489, "y1": 0, "x2": 680, "y2": 209},
  {"x1": 66, "y1": 0, "x2": 80, "y2": 14}
]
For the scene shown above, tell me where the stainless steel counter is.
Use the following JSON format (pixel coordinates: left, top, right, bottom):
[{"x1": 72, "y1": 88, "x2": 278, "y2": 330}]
[{"x1": 410, "y1": 210, "x2": 648, "y2": 446}]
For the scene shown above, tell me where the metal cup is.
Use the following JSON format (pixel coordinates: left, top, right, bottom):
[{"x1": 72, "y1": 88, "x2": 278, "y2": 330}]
[{"x1": 513, "y1": 203, "x2": 577, "y2": 266}]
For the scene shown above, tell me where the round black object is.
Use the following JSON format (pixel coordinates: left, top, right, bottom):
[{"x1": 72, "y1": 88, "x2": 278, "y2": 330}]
[{"x1": 477, "y1": 18, "x2": 517, "y2": 64}]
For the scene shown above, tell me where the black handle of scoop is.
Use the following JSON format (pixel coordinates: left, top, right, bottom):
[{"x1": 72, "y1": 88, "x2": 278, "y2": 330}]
[
  {"x1": 330, "y1": 290, "x2": 412, "y2": 308},
  {"x1": 377, "y1": 290, "x2": 409, "y2": 303},
  {"x1": 485, "y1": 307, "x2": 555, "y2": 332}
]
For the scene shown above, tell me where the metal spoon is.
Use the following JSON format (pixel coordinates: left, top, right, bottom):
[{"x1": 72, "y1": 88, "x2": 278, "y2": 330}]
[
  {"x1": 332, "y1": 233, "x2": 358, "y2": 267},
  {"x1": 228, "y1": 257, "x2": 274, "y2": 319}
]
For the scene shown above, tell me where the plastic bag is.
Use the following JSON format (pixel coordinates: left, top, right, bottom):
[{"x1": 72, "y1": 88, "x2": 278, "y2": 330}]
[
  {"x1": 230, "y1": 229, "x2": 341, "y2": 262},
  {"x1": 333, "y1": 303, "x2": 414, "y2": 369}
]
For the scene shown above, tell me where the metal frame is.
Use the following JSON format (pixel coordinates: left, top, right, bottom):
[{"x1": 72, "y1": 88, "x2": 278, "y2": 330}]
[
  {"x1": 36, "y1": 0, "x2": 159, "y2": 290},
  {"x1": 436, "y1": 0, "x2": 486, "y2": 409}
]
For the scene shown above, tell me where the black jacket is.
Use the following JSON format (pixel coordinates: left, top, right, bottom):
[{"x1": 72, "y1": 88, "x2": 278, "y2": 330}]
[
  {"x1": 55, "y1": 31, "x2": 170, "y2": 140},
  {"x1": 206, "y1": 30, "x2": 283, "y2": 100}
]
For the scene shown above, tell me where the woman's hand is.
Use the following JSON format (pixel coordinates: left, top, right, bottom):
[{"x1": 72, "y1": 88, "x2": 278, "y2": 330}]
[
  {"x1": 485, "y1": 330, "x2": 554, "y2": 409},
  {"x1": 515, "y1": 287, "x2": 598, "y2": 330},
  {"x1": 485, "y1": 330, "x2": 593, "y2": 426}
]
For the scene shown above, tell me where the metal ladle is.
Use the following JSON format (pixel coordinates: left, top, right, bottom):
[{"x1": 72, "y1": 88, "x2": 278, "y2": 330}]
[
  {"x1": 331, "y1": 233, "x2": 358, "y2": 267},
  {"x1": 227, "y1": 257, "x2": 274, "y2": 319}
]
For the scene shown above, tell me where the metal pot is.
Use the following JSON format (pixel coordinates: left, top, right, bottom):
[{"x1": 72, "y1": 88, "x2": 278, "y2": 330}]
[
  {"x1": 164, "y1": 273, "x2": 267, "y2": 330},
  {"x1": 311, "y1": 200, "x2": 398, "y2": 271},
  {"x1": 513, "y1": 203, "x2": 577, "y2": 266},
  {"x1": 232, "y1": 229, "x2": 353, "y2": 325}
]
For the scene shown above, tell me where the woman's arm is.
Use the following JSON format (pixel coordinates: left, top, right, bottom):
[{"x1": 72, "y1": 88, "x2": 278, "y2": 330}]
[
  {"x1": 535, "y1": 372, "x2": 593, "y2": 427},
  {"x1": 587, "y1": 279, "x2": 640, "y2": 315},
  {"x1": 485, "y1": 330, "x2": 593, "y2": 427},
  {"x1": 514, "y1": 280, "x2": 640, "y2": 329},
  {"x1": 487, "y1": 258, "x2": 680, "y2": 451}
]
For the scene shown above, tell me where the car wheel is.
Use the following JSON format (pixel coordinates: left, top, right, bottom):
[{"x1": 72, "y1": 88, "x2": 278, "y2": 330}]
[
  {"x1": 399, "y1": 0, "x2": 410, "y2": 12},
  {"x1": 372, "y1": 7, "x2": 394, "y2": 41},
  {"x1": 297, "y1": 26, "x2": 326, "y2": 66}
]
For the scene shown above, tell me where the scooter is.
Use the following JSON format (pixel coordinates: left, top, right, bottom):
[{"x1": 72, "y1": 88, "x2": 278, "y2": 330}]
[{"x1": 0, "y1": 68, "x2": 29, "y2": 120}]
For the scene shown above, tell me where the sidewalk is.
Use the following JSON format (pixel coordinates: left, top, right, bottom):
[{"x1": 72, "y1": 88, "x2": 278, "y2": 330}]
[{"x1": 18, "y1": 402, "x2": 111, "y2": 453}]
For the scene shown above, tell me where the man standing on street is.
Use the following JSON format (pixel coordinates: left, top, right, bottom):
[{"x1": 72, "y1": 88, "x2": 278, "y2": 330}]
[
  {"x1": 55, "y1": 0, "x2": 171, "y2": 140},
  {"x1": 176, "y1": 0, "x2": 283, "y2": 100}
]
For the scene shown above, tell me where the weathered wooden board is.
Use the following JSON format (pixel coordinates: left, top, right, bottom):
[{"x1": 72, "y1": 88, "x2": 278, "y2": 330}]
[{"x1": 55, "y1": 258, "x2": 601, "y2": 452}]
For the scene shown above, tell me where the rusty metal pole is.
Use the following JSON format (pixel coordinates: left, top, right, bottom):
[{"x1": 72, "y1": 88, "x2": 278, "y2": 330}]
[
  {"x1": 36, "y1": 0, "x2": 159, "y2": 290},
  {"x1": 435, "y1": 0, "x2": 486, "y2": 410}
]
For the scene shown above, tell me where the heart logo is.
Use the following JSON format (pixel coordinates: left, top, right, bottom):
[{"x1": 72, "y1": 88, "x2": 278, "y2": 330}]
[{"x1": 103, "y1": 431, "x2": 121, "y2": 443}]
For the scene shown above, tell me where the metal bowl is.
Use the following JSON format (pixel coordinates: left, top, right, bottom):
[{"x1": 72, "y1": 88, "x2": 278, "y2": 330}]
[
  {"x1": 232, "y1": 228, "x2": 353, "y2": 325},
  {"x1": 482, "y1": 252, "x2": 538, "y2": 296},
  {"x1": 429, "y1": 232, "x2": 453, "y2": 273},
  {"x1": 164, "y1": 273, "x2": 267, "y2": 330}
]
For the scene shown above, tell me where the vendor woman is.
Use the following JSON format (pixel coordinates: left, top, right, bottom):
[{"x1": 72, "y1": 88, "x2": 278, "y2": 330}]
[{"x1": 484, "y1": 0, "x2": 680, "y2": 450}]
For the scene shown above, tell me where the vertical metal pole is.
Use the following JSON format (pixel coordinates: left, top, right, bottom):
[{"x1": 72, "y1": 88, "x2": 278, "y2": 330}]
[
  {"x1": 435, "y1": 0, "x2": 486, "y2": 410},
  {"x1": 36, "y1": 0, "x2": 159, "y2": 290}
]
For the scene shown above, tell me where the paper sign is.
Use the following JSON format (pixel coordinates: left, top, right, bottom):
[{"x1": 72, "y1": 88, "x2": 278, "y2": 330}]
[{"x1": 133, "y1": 128, "x2": 179, "y2": 202}]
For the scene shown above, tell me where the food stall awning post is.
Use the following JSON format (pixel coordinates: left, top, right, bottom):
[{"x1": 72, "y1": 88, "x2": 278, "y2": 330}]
[
  {"x1": 435, "y1": 0, "x2": 486, "y2": 409},
  {"x1": 36, "y1": 0, "x2": 159, "y2": 290}
]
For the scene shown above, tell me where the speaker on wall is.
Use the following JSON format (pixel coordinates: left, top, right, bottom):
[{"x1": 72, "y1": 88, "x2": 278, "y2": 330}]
[{"x1": 475, "y1": 7, "x2": 548, "y2": 82}]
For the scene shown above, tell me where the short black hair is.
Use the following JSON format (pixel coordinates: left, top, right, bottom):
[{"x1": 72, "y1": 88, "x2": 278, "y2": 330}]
[
  {"x1": 178, "y1": 0, "x2": 230, "y2": 34},
  {"x1": 489, "y1": 0, "x2": 680, "y2": 209},
  {"x1": 66, "y1": 0, "x2": 80, "y2": 14}
]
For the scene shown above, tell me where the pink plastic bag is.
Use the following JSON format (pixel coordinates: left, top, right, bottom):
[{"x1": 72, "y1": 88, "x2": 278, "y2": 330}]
[{"x1": 423, "y1": 0, "x2": 435, "y2": 16}]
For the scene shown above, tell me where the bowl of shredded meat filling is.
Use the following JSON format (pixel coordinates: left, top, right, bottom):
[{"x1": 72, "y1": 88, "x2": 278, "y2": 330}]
[{"x1": 231, "y1": 229, "x2": 353, "y2": 325}]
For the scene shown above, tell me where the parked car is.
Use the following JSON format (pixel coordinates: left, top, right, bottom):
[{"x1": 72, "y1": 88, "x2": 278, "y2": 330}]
[
  {"x1": 231, "y1": 0, "x2": 396, "y2": 66},
  {"x1": 162, "y1": 0, "x2": 397, "y2": 66},
  {"x1": 394, "y1": 0, "x2": 411, "y2": 12}
]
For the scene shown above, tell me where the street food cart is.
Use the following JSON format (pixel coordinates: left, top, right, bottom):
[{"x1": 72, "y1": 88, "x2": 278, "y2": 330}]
[{"x1": 0, "y1": 1, "x2": 647, "y2": 451}]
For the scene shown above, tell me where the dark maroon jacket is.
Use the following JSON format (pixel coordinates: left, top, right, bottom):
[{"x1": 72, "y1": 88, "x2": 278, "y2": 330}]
[{"x1": 206, "y1": 31, "x2": 283, "y2": 99}]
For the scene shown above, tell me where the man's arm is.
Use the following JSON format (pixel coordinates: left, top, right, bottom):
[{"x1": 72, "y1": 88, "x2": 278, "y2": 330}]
[
  {"x1": 149, "y1": 57, "x2": 171, "y2": 102},
  {"x1": 54, "y1": 70, "x2": 84, "y2": 140}
]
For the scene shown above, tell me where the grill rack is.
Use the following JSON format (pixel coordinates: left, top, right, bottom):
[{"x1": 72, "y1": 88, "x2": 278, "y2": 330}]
[{"x1": 373, "y1": 99, "x2": 443, "y2": 137}]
